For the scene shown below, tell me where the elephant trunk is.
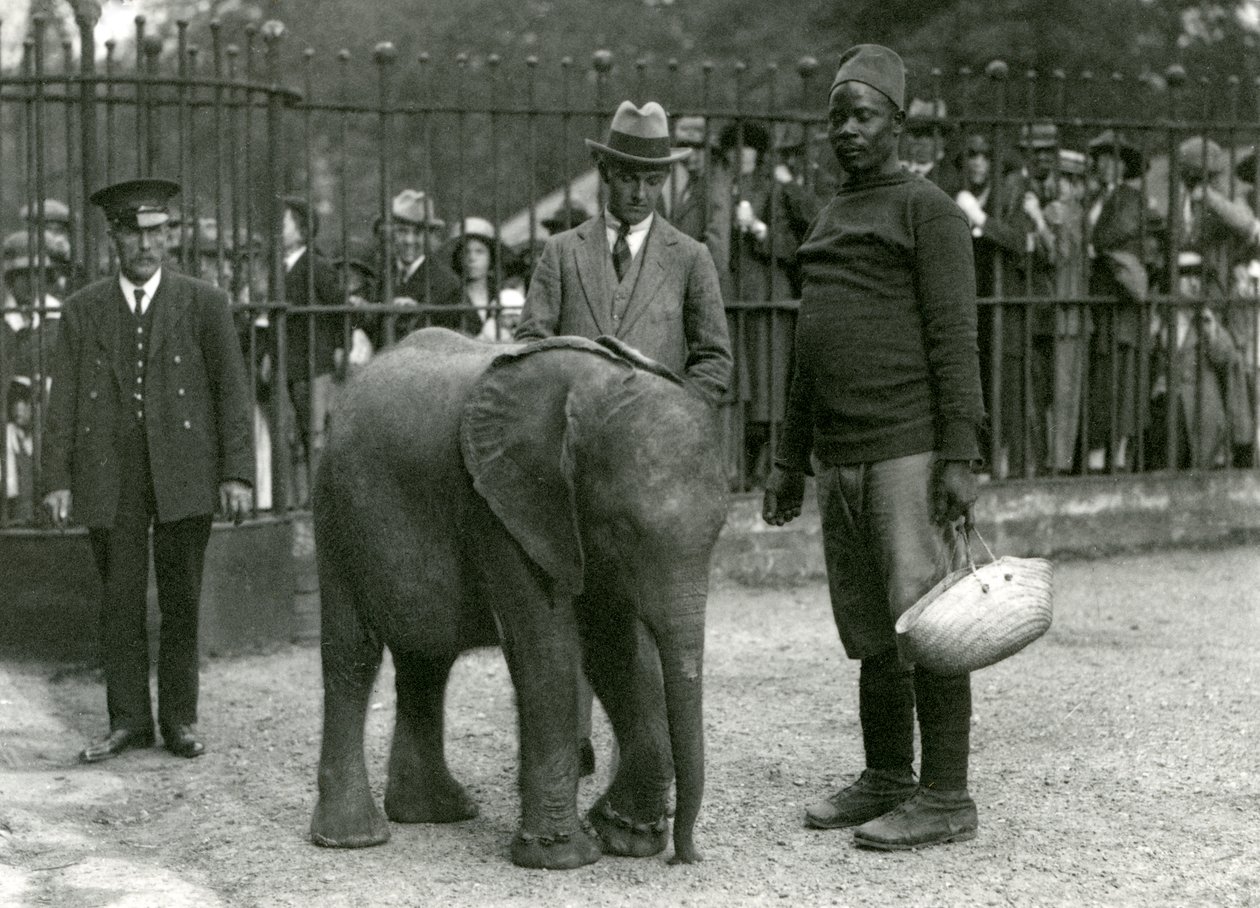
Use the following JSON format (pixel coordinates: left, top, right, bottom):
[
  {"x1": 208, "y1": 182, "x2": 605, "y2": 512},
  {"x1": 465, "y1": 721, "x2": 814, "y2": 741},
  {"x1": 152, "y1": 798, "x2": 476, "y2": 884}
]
[{"x1": 645, "y1": 558, "x2": 710, "y2": 864}]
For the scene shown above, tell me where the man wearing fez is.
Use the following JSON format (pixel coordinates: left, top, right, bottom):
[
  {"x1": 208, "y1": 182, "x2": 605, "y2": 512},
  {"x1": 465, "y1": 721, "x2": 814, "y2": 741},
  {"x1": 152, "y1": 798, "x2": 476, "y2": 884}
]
[
  {"x1": 762, "y1": 45, "x2": 986, "y2": 850},
  {"x1": 42, "y1": 178, "x2": 254, "y2": 763},
  {"x1": 515, "y1": 99, "x2": 733, "y2": 774}
]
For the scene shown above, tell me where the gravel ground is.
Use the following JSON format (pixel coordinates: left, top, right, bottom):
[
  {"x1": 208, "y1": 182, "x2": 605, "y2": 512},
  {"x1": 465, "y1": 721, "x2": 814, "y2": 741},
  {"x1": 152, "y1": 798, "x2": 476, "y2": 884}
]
[{"x1": 1, "y1": 543, "x2": 1257, "y2": 907}]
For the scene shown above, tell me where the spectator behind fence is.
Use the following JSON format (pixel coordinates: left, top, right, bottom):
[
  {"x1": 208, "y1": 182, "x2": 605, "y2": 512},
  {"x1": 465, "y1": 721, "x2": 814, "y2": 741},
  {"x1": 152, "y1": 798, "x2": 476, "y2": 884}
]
[
  {"x1": 717, "y1": 119, "x2": 818, "y2": 488},
  {"x1": 446, "y1": 216, "x2": 522, "y2": 342},
  {"x1": 659, "y1": 115, "x2": 729, "y2": 258},
  {"x1": 954, "y1": 132, "x2": 1026, "y2": 477},
  {"x1": 764, "y1": 43, "x2": 985, "y2": 851},
  {"x1": 1147, "y1": 137, "x2": 1255, "y2": 468},
  {"x1": 900, "y1": 97, "x2": 962, "y2": 196},
  {"x1": 991, "y1": 121, "x2": 1084, "y2": 475},
  {"x1": 279, "y1": 195, "x2": 343, "y2": 505},
  {"x1": 374, "y1": 189, "x2": 466, "y2": 341},
  {"x1": 330, "y1": 239, "x2": 378, "y2": 378},
  {"x1": 1084, "y1": 130, "x2": 1161, "y2": 472},
  {"x1": 5, "y1": 376, "x2": 34, "y2": 524},
  {"x1": 2, "y1": 230, "x2": 63, "y2": 401},
  {"x1": 515, "y1": 99, "x2": 734, "y2": 774},
  {"x1": 41, "y1": 178, "x2": 253, "y2": 765},
  {"x1": 19, "y1": 198, "x2": 75, "y2": 294}
]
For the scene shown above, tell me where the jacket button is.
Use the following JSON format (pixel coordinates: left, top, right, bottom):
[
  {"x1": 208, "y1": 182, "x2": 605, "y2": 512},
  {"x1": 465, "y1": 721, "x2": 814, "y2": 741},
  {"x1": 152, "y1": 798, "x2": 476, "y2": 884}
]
[
  {"x1": 178, "y1": 388, "x2": 185, "y2": 396},
  {"x1": 89, "y1": 390, "x2": 98, "y2": 399},
  {"x1": 174, "y1": 355, "x2": 182, "y2": 364},
  {"x1": 184, "y1": 420, "x2": 191, "y2": 429},
  {"x1": 84, "y1": 426, "x2": 92, "y2": 434}
]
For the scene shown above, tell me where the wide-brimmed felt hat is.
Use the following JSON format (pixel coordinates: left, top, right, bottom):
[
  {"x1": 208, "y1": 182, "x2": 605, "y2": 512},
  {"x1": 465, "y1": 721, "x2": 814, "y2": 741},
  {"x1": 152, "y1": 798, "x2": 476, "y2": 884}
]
[
  {"x1": 1177, "y1": 136, "x2": 1227, "y2": 179},
  {"x1": 90, "y1": 178, "x2": 180, "y2": 229},
  {"x1": 1087, "y1": 129, "x2": 1146, "y2": 179},
  {"x1": 586, "y1": 101, "x2": 692, "y2": 168},
  {"x1": 389, "y1": 189, "x2": 445, "y2": 230},
  {"x1": 830, "y1": 44, "x2": 905, "y2": 110}
]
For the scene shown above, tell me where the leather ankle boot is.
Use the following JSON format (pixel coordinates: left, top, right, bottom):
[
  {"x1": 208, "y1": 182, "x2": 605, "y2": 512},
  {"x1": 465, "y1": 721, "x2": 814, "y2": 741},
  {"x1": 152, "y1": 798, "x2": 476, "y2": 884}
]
[
  {"x1": 852, "y1": 788, "x2": 977, "y2": 850},
  {"x1": 804, "y1": 768, "x2": 918, "y2": 830}
]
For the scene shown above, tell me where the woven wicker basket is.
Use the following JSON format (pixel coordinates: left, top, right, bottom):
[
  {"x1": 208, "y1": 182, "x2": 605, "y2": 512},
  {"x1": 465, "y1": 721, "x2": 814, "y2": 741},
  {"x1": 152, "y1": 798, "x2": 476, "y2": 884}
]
[{"x1": 896, "y1": 528, "x2": 1054, "y2": 675}]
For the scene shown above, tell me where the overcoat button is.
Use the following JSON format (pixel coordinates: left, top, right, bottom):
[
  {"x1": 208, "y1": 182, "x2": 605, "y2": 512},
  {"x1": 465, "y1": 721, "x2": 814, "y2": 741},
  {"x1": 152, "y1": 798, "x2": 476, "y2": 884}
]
[
  {"x1": 178, "y1": 388, "x2": 185, "y2": 396},
  {"x1": 84, "y1": 426, "x2": 92, "y2": 434},
  {"x1": 89, "y1": 390, "x2": 98, "y2": 399},
  {"x1": 174, "y1": 355, "x2": 181, "y2": 364},
  {"x1": 183, "y1": 420, "x2": 191, "y2": 429}
]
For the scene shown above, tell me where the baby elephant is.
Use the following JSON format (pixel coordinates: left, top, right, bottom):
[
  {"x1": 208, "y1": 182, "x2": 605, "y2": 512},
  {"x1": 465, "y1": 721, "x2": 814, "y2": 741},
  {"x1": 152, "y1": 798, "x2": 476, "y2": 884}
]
[{"x1": 309, "y1": 328, "x2": 728, "y2": 869}]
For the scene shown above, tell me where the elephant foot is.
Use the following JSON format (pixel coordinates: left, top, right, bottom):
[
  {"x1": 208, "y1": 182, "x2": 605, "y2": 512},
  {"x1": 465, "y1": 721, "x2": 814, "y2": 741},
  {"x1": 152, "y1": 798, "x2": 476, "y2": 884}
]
[
  {"x1": 310, "y1": 790, "x2": 391, "y2": 849},
  {"x1": 587, "y1": 796, "x2": 669, "y2": 858},
  {"x1": 384, "y1": 775, "x2": 479, "y2": 824},
  {"x1": 511, "y1": 827, "x2": 602, "y2": 870}
]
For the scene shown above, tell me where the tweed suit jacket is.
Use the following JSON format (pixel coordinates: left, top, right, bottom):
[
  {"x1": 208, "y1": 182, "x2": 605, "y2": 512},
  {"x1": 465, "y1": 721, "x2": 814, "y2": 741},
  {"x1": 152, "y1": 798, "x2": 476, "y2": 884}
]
[
  {"x1": 515, "y1": 214, "x2": 733, "y2": 404},
  {"x1": 43, "y1": 269, "x2": 254, "y2": 528}
]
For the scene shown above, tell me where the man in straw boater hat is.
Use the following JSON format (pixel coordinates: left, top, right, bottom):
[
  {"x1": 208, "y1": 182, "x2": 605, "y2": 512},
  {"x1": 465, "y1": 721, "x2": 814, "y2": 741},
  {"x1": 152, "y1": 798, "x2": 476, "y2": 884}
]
[
  {"x1": 762, "y1": 44, "x2": 987, "y2": 850},
  {"x1": 42, "y1": 178, "x2": 254, "y2": 764},
  {"x1": 515, "y1": 99, "x2": 733, "y2": 778}
]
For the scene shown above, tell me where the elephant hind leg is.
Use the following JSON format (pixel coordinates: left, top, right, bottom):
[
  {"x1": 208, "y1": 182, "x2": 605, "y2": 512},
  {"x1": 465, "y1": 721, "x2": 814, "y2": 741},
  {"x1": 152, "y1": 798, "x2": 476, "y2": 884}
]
[
  {"x1": 384, "y1": 649, "x2": 478, "y2": 824},
  {"x1": 310, "y1": 562, "x2": 389, "y2": 848}
]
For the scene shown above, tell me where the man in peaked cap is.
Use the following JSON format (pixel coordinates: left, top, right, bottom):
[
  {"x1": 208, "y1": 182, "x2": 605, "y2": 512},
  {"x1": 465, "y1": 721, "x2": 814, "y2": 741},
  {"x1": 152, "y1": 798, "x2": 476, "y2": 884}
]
[
  {"x1": 514, "y1": 99, "x2": 732, "y2": 845},
  {"x1": 763, "y1": 44, "x2": 988, "y2": 850},
  {"x1": 42, "y1": 178, "x2": 254, "y2": 764}
]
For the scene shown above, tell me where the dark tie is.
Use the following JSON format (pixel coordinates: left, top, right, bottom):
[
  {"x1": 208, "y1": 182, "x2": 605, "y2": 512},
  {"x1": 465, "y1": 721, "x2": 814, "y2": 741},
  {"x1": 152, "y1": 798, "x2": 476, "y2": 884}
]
[
  {"x1": 612, "y1": 222, "x2": 631, "y2": 282},
  {"x1": 134, "y1": 288, "x2": 146, "y2": 315}
]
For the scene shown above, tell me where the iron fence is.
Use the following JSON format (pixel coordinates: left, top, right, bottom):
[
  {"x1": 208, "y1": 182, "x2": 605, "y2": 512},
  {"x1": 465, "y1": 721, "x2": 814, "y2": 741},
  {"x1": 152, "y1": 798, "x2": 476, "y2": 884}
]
[{"x1": 3, "y1": 11, "x2": 1260, "y2": 524}]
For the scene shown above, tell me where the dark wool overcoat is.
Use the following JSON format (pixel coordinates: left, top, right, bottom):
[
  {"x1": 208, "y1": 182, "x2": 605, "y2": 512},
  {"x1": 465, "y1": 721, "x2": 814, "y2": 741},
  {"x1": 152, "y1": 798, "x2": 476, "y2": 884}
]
[{"x1": 42, "y1": 270, "x2": 254, "y2": 528}]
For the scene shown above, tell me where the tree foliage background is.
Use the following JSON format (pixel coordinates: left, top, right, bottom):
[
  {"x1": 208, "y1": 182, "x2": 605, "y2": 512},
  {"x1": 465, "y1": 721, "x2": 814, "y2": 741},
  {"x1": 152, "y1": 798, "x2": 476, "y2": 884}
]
[{"x1": 7, "y1": 0, "x2": 1260, "y2": 244}]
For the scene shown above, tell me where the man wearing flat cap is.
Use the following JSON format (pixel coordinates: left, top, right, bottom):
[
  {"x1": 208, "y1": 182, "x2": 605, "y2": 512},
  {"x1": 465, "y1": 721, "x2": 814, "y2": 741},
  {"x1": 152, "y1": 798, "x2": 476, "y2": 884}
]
[
  {"x1": 42, "y1": 178, "x2": 254, "y2": 764},
  {"x1": 762, "y1": 43, "x2": 988, "y2": 851},
  {"x1": 514, "y1": 98, "x2": 733, "y2": 781}
]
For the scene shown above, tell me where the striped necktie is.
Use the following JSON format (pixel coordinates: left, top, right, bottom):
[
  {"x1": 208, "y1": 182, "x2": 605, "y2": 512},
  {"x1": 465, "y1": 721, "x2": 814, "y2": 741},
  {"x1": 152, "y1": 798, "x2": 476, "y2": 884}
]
[{"x1": 612, "y1": 222, "x2": 631, "y2": 281}]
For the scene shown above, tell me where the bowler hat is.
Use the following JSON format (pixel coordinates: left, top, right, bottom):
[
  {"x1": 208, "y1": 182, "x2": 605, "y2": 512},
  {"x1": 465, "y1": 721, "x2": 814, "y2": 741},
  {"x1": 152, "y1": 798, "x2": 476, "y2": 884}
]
[
  {"x1": 18, "y1": 198, "x2": 70, "y2": 225},
  {"x1": 540, "y1": 201, "x2": 592, "y2": 234},
  {"x1": 585, "y1": 101, "x2": 692, "y2": 168},
  {"x1": 830, "y1": 44, "x2": 906, "y2": 110},
  {"x1": 89, "y1": 178, "x2": 180, "y2": 229},
  {"x1": 1087, "y1": 129, "x2": 1145, "y2": 179},
  {"x1": 1018, "y1": 122, "x2": 1059, "y2": 150}
]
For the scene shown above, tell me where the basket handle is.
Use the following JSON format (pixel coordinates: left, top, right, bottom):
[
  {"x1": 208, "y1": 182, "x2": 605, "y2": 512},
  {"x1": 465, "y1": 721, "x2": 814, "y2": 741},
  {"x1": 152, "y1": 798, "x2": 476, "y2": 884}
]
[{"x1": 961, "y1": 507, "x2": 998, "y2": 593}]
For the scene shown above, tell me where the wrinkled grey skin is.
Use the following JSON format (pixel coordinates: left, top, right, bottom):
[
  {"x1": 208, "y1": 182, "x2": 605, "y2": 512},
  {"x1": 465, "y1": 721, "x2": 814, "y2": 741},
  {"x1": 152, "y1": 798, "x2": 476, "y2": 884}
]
[{"x1": 309, "y1": 328, "x2": 728, "y2": 869}]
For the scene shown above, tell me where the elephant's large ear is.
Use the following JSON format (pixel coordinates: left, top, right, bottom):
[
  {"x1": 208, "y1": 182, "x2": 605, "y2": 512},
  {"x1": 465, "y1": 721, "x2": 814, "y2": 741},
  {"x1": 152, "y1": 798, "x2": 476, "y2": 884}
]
[
  {"x1": 460, "y1": 345, "x2": 590, "y2": 597},
  {"x1": 594, "y1": 335, "x2": 684, "y2": 386}
]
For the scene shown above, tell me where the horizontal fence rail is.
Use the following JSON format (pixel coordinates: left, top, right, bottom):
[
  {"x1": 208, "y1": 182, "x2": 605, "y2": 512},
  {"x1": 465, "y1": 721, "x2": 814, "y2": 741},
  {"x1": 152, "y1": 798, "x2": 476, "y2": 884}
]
[{"x1": 2, "y1": 11, "x2": 1259, "y2": 524}]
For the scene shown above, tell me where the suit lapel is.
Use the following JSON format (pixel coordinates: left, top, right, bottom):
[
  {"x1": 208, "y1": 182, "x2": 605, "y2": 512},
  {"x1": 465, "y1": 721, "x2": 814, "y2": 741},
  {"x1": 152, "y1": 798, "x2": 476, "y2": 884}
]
[
  {"x1": 575, "y1": 218, "x2": 612, "y2": 335},
  {"x1": 616, "y1": 218, "x2": 674, "y2": 336}
]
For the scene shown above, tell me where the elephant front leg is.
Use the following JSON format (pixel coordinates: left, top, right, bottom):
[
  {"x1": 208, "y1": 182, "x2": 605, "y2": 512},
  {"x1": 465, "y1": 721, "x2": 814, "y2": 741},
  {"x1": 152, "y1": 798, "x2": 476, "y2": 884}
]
[
  {"x1": 583, "y1": 615, "x2": 673, "y2": 858},
  {"x1": 310, "y1": 594, "x2": 389, "y2": 848},
  {"x1": 500, "y1": 594, "x2": 602, "y2": 870},
  {"x1": 384, "y1": 650, "x2": 478, "y2": 824}
]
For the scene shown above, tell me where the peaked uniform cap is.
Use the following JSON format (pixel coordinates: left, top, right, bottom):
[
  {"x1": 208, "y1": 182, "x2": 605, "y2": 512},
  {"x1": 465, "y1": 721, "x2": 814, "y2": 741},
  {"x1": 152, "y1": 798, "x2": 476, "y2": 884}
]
[
  {"x1": 89, "y1": 178, "x2": 180, "y2": 229},
  {"x1": 585, "y1": 100, "x2": 692, "y2": 168},
  {"x1": 830, "y1": 44, "x2": 906, "y2": 110}
]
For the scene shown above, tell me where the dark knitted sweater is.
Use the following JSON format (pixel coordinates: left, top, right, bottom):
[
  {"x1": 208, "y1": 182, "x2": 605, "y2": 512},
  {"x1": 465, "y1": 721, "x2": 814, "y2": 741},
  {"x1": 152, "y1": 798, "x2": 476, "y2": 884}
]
[{"x1": 776, "y1": 170, "x2": 984, "y2": 469}]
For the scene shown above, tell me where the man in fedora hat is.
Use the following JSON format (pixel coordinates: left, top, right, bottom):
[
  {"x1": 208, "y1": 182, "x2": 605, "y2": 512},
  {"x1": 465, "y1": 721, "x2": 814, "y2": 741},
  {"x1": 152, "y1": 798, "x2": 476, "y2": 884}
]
[
  {"x1": 762, "y1": 43, "x2": 986, "y2": 851},
  {"x1": 514, "y1": 98, "x2": 733, "y2": 778},
  {"x1": 374, "y1": 189, "x2": 465, "y2": 342},
  {"x1": 516, "y1": 99, "x2": 732, "y2": 403},
  {"x1": 42, "y1": 178, "x2": 254, "y2": 763}
]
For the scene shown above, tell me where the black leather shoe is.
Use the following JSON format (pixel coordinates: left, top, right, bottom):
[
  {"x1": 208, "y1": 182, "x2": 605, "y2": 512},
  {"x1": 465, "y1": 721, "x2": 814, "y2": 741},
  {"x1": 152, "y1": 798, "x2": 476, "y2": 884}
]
[
  {"x1": 163, "y1": 725, "x2": 205, "y2": 759},
  {"x1": 804, "y1": 768, "x2": 918, "y2": 829},
  {"x1": 80, "y1": 727, "x2": 154, "y2": 763},
  {"x1": 853, "y1": 788, "x2": 978, "y2": 850}
]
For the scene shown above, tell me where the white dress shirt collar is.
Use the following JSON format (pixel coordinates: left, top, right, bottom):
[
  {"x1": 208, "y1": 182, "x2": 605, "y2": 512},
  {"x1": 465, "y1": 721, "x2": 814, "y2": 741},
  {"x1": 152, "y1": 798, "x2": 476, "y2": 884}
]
[
  {"x1": 604, "y1": 209, "x2": 653, "y2": 259},
  {"x1": 284, "y1": 245, "x2": 307, "y2": 273},
  {"x1": 119, "y1": 269, "x2": 162, "y2": 314}
]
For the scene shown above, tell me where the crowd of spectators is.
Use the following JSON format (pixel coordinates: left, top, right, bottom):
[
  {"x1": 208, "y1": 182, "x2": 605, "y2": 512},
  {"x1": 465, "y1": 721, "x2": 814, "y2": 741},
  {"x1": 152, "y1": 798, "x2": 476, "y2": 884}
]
[{"x1": 4, "y1": 108, "x2": 1260, "y2": 521}]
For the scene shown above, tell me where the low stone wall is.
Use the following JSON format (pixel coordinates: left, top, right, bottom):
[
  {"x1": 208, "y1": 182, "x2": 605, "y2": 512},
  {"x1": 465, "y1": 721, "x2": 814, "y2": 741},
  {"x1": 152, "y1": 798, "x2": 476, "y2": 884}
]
[
  {"x1": 1, "y1": 516, "x2": 295, "y2": 662},
  {"x1": 712, "y1": 470, "x2": 1260, "y2": 586},
  {"x1": 5, "y1": 471, "x2": 1257, "y2": 659}
]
